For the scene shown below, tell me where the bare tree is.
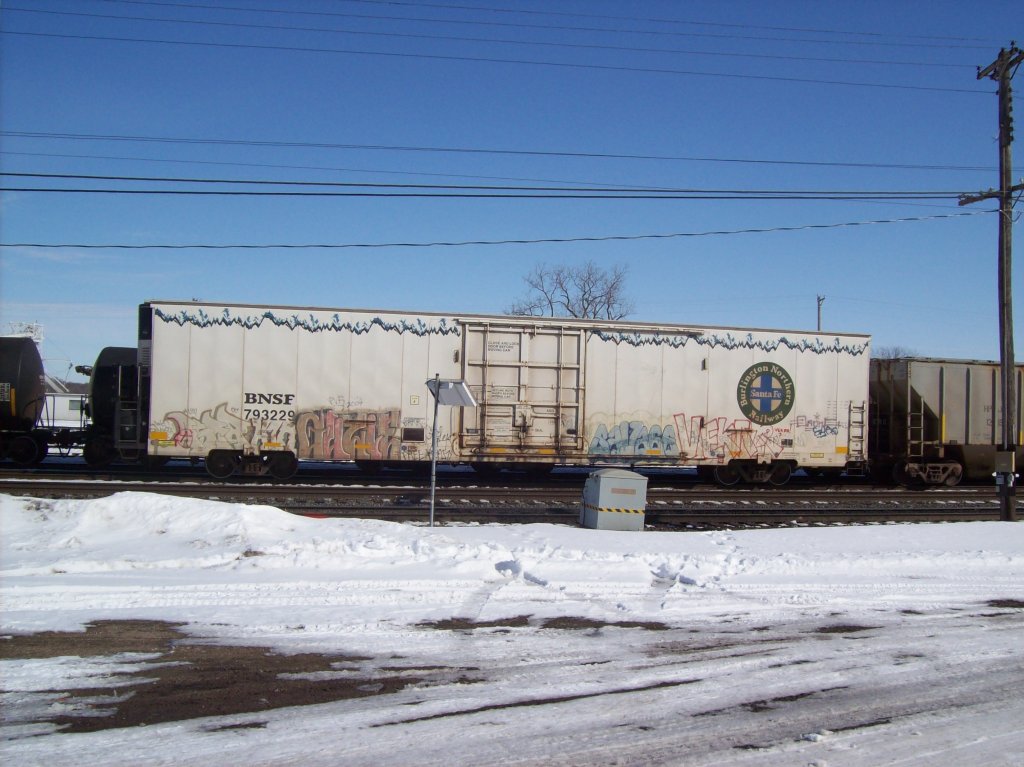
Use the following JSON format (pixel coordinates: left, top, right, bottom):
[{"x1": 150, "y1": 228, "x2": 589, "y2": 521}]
[
  {"x1": 873, "y1": 345, "x2": 918, "y2": 359},
  {"x1": 506, "y1": 261, "x2": 634, "y2": 320}
]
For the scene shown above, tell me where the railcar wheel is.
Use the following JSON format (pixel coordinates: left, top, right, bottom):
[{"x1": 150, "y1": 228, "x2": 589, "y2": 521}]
[
  {"x1": 892, "y1": 461, "x2": 913, "y2": 487},
  {"x1": 696, "y1": 467, "x2": 716, "y2": 484},
  {"x1": 892, "y1": 461, "x2": 925, "y2": 489},
  {"x1": 205, "y1": 450, "x2": 239, "y2": 480},
  {"x1": 513, "y1": 462, "x2": 553, "y2": 477},
  {"x1": 268, "y1": 451, "x2": 299, "y2": 480},
  {"x1": 943, "y1": 462, "x2": 964, "y2": 487},
  {"x1": 713, "y1": 464, "x2": 742, "y2": 487},
  {"x1": 767, "y1": 462, "x2": 793, "y2": 487},
  {"x1": 83, "y1": 436, "x2": 115, "y2": 466},
  {"x1": 8, "y1": 435, "x2": 40, "y2": 466}
]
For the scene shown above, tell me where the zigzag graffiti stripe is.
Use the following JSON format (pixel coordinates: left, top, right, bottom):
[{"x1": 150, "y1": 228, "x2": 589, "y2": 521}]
[
  {"x1": 154, "y1": 308, "x2": 461, "y2": 337},
  {"x1": 593, "y1": 330, "x2": 869, "y2": 356}
]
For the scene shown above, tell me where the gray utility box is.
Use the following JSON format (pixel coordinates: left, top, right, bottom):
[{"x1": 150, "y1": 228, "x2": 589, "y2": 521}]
[{"x1": 580, "y1": 469, "x2": 648, "y2": 531}]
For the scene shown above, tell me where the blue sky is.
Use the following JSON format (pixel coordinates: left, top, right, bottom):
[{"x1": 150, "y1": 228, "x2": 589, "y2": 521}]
[{"x1": 1, "y1": 0, "x2": 1021, "y2": 380}]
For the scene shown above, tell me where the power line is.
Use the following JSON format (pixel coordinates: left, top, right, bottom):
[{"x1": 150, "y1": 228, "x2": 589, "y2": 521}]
[
  {"x1": 341, "y1": 0, "x2": 1004, "y2": 46},
  {"x1": 0, "y1": 211, "x2": 994, "y2": 250},
  {"x1": 100, "y1": 0, "x2": 999, "y2": 51},
  {"x1": 0, "y1": 30, "x2": 988, "y2": 94},
  {"x1": 0, "y1": 132, "x2": 995, "y2": 172},
  {"x1": 0, "y1": 188, "x2": 962, "y2": 200},
  {"x1": 0, "y1": 151, "x2": 676, "y2": 190},
  {"x1": 0, "y1": 172, "x2": 966, "y2": 198},
  {"x1": 2, "y1": 6, "x2": 977, "y2": 70}
]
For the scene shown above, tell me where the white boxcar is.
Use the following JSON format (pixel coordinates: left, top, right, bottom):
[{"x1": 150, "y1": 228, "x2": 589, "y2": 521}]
[{"x1": 138, "y1": 300, "x2": 870, "y2": 482}]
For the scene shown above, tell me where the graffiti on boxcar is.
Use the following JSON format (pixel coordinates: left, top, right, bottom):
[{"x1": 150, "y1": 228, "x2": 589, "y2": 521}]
[
  {"x1": 675, "y1": 414, "x2": 724, "y2": 460},
  {"x1": 673, "y1": 413, "x2": 788, "y2": 462},
  {"x1": 748, "y1": 425, "x2": 787, "y2": 460},
  {"x1": 153, "y1": 404, "x2": 415, "y2": 461},
  {"x1": 588, "y1": 421, "x2": 678, "y2": 456},
  {"x1": 795, "y1": 414, "x2": 840, "y2": 439},
  {"x1": 593, "y1": 329, "x2": 869, "y2": 356},
  {"x1": 155, "y1": 308, "x2": 460, "y2": 337},
  {"x1": 154, "y1": 404, "x2": 270, "y2": 452},
  {"x1": 161, "y1": 412, "x2": 193, "y2": 448},
  {"x1": 328, "y1": 395, "x2": 364, "y2": 409},
  {"x1": 295, "y1": 408, "x2": 401, "y2": 461}
]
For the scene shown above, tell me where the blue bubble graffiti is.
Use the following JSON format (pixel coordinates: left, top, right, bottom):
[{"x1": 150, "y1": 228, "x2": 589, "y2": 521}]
[{"x1": 588, "y1": 421, "x2": 679, "y2": 456}]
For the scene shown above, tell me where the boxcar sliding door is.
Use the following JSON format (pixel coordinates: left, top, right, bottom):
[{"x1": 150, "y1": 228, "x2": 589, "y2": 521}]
[{"x1": 460, "y1": 321, "x2": 585, "y2": 457}]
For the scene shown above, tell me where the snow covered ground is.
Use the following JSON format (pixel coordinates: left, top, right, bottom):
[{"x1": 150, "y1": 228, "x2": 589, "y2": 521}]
[{"x1": 2, "y1": 491, "x2": 1023, "y2": 766}]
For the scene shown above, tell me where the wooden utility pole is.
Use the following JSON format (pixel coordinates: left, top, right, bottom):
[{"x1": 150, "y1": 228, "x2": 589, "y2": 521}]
[{"x1": 960, "y1": 44, "x2": 1023, "y2": 522}]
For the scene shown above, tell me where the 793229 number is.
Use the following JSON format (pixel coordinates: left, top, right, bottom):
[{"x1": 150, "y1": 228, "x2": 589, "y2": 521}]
[{"x1": 244, "y1": 409, "x2": 295, "y2": 421}]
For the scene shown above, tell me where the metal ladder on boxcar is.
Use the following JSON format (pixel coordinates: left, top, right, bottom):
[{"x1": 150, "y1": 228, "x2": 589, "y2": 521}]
[
  {"x1": 907, "y1": 410, "x2": 925, "y2": 458},
  {"x1": 847, "y1": 402, "x2": 867, "y2": 475},
  {"x1": 113, "y1": 363, "x2": 143, "y2": 454}
]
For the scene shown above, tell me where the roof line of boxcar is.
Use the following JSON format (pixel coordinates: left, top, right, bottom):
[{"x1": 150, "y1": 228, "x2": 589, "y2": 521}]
[
  {"x1": 876, "y1": 356, "x2": 1021, "y2": 367},
  {"x1": 142, "y1": 299, "x2": 871, "y2": 340}
]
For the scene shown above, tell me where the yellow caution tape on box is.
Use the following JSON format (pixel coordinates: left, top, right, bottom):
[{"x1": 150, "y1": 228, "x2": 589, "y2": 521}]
[{"x1": 582, "y1": 503, "x2": 645, "y2": 515}]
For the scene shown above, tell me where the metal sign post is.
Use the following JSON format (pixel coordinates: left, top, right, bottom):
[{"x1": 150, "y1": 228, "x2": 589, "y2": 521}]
[{"x1": 425, "y1": 375, "x2": 477, "y2": 527}]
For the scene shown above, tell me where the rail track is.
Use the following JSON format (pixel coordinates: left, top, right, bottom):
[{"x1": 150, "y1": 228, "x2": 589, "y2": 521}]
[{"x1": 0, "y1": 467, "x2": 1012, "y2": 528}]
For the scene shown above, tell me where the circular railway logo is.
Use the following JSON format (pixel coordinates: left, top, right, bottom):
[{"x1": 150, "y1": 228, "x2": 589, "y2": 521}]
[{"x1": 737, "y1": 363, "x2": 795, "y2": 425}]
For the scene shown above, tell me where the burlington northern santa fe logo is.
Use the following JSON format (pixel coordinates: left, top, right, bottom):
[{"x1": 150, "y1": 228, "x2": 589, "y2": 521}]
[{"x1": 736, "y1": 363, "x2": 795, "y2": 425}]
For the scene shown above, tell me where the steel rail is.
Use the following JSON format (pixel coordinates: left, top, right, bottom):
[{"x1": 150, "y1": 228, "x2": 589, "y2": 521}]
[
  {"x1": 0, "y1": 477, "x2": 1010, "y2": 527},
  {"x1": 0, "y1": 477, "x2": 1006, "y2": 501}
]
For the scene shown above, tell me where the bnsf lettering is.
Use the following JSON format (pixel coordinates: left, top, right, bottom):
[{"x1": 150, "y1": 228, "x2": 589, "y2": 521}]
[{"x1": 244, "y1": 392, "x2": 296, "y2": 405}]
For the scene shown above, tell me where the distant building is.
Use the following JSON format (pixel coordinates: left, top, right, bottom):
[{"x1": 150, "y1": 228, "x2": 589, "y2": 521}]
[{"x1": 42, "y1": 375, "x2": 89, "y2": 430}]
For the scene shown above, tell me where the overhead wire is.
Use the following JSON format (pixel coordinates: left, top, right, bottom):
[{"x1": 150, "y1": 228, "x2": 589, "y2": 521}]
[
  {"x1": 338, "y1": 0, "x2": 1004, "y2": 46},
  {"x1": 0, "y1": 188, "x2": 966, "y2": 200},
  {"x1": 0, "y1": 151, "x2": 681, "y2": 190},
  {"x1": 96, "y1": 0, "x2": 999, "y2": 51},
  {"x1": 1, "y1": 6, "x2": 978, "y2": 70},
  {"x1": 0, "y1": 132, "x2": 996, "y2": 172},
  {"x1": 1, "y1": 2, "x2": 1003, "y2": 254},
  {"x1": 0, "y1": 30, "x2": 988, "y2": 94},
  {"x1": 0, "y1": 211, "x2": 995, "y2": 250},
  {"x1": 0, "y1": 172, "x2": 968, "y2": 199}
]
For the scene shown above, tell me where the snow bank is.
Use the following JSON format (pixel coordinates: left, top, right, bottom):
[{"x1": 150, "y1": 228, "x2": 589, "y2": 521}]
[{"x1": 3, "y1": 492, "x2": 1023, "y2": 636}]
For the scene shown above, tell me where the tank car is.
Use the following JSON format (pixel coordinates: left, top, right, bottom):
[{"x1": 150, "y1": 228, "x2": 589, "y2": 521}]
[
  {"x1": 0, "y1": 336, "x2": 48, "y2": 464},
  {"x1": 87, "y1": 300, "x2": 871, "y2": 483},
  {"x1": 869, "y1": 357, "x2": 1024, "y2": 485}
]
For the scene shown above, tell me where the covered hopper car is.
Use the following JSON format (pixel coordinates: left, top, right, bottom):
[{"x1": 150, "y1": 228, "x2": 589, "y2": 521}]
[
  {"x1": 80, "y1": 300, "x2": 872, "y2": 483},
  {"x1": 869, "y1": 357, "x2": 1024, "y2": 486}
]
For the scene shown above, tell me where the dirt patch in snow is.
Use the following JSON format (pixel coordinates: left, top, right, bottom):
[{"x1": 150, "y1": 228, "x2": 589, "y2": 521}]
[
  {"x1": 0, "y1": 620, "x2": 480, "y2": 734},
  {"x1": 987, "y1": 599, "x2": 1024, "y2": 609},
  {"x1": 0, "y1": 619, "x2": 188, "y2": 659},
  {"x1": 417, "y1": 615, "x2": 669, "y2": 632},
  {"x1": 813, "y1": 624, "x2": 880, "y2": 634}
]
